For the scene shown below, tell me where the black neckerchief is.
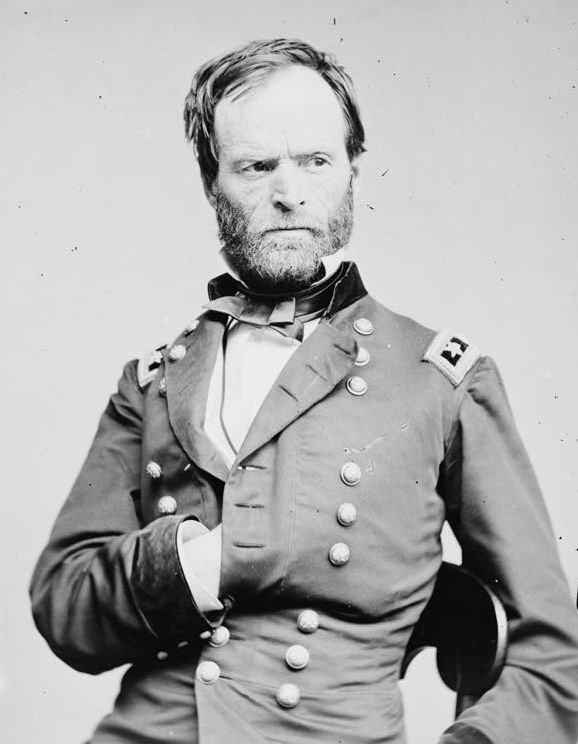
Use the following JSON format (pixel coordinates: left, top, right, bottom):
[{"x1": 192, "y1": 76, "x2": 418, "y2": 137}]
[{"x1": 204, "y1": 261, "x2": 367, "y2": 340}]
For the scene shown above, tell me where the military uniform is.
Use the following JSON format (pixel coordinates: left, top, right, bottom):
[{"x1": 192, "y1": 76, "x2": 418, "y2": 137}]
[{"x1": 30, "y1": 263, "x2": 578, "y2": 743}]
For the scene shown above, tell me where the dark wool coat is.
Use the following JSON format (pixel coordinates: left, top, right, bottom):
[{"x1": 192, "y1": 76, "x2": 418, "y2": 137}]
[{"x1": 30, "y1": 264, "x2": 578, "y2": 744}]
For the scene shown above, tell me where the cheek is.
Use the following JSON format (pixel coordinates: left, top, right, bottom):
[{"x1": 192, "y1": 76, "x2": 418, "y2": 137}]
[
  {"x1": 310, "y1": 176, "x2": 351, "y2": 214},
  {"x1": 217, "y1": 178, "x2": 265, "y2": 219}
]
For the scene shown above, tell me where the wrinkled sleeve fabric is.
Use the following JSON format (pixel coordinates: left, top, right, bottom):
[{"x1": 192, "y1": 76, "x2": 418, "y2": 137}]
[
  {"x1": 29, "y1": 361, "x2": 223, "y2": 675},
  {"x1": 437, "y1": 356, "x2": 578, "y2": 743}
]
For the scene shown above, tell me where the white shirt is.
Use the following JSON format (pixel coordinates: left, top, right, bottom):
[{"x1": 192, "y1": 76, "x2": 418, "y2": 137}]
[{"x1": 205, "y1": 319, "x2": 320, "y2": 467}]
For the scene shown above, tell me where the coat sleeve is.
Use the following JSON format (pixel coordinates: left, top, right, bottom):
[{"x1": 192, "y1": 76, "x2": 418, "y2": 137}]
[
  {"x1": 437, "y1": 356, "x2": 578, "y2": 744},
  {"x1": 29, "y1": 361, "x2": 224, "y2": 675}
]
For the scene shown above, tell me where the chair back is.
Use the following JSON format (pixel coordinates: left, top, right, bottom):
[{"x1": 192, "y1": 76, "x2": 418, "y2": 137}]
[{"x1": 401, "y1": 562, "x2": 509, "y2": 716}]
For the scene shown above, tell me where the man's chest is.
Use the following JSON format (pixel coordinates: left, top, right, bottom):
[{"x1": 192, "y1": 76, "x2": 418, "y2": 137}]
[{"x1": 139, "y1": 330, "x2": 449, "y2": 619}]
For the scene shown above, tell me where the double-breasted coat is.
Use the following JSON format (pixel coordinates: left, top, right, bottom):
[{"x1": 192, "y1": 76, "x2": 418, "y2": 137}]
[{"x1": 30, "y1": 264, "x2": 578, "y2": 743}]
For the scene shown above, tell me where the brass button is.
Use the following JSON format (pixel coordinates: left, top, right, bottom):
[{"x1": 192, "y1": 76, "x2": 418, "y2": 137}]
[
  {"x1": 196, "y1": 660, "x2": 220, "y2": 684},
  {"x1": 156, "y1": 650, "x2": 169, "y2": 661},
  {"x1": 276, "y1": 683, "x2": 301, "y2": 709},
  {"x1": 168, "y1": 344, "x2": 186, "y2": 362},
  {"x1": 353, "y1": 318, "x2": 374, "y2": 336},
  {"x1": 285, "y1": 644, "x2": 310, "y2": 670},
  {"x1": 329, "y1": 542, "x2": 351, "y2": 566},
  {"x1": 158, "y1": 377, "x2": 167, "y2": 397},
  {"x1": 209, "y1": 626, "x2": 230, "y2": 648},
  {"x1": 156, "y1": 495, "x2": 177, "y2": 516},
  {"x1": 297, "y1": 609, "x2": 319, "y2": 634},
  {"x1": 340, "y1": 461, "x2": 361, "y2": 486},
  {"x1": 337, "y1": 502, "x2": 357, "y2": 527},
  {"x1": 346, "y1": 376, "x2": 368, "y2": 396},
  {"x1": 355, "y1": 346, "x2": 370, "y2": 366},
  {"x1": 146, "y1": 461, "x2": 162, "y2": 479}
]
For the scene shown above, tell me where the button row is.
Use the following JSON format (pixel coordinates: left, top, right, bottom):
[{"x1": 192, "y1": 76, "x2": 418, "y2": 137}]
[
  {"x1": 146, "y1": 456, "x2": 177, "y2": 516},
  {"x1": 195, "y1": 623, "x2": 232, "y2": 684},
  {"x1": 275, "y1": 609, "x2": 320, "y2": 708},
  {"x1": 349, "y1": 317, "x2": 372, "y2": 395},
  {"x1": 334, "y1": 318, "x2": 371, "y2": 568},
  {"x1": 195, "y1": 611, "x2": 322, "y2": 708}
]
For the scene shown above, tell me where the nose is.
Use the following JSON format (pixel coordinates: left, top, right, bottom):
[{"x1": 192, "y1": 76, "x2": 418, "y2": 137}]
[{"x1": 271, "y1": 162, "x2": 305, "y2": 212}]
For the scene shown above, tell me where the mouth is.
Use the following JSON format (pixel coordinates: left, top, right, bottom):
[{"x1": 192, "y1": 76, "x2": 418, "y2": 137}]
[{"x1": 265, "y1": 227, "x2": 313, "y2": 234}]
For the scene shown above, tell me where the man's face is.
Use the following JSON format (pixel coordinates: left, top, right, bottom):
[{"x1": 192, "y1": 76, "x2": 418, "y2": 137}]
[{"x1": 208, "y1": 65, "x2": 359, "y2": 291}]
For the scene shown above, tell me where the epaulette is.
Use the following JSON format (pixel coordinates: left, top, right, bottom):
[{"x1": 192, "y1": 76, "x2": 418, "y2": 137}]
[
  {"x1": 422, "y1": 329, "x2": 481, "y2": 387},
  {"x1": 137, "y1": 344, "x2": 166, "y2": 390}
]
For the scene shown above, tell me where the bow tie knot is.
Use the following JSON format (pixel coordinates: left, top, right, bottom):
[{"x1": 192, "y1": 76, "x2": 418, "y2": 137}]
[{"x1": 203, "y1": 294, "x2": 305, "y2": 340}]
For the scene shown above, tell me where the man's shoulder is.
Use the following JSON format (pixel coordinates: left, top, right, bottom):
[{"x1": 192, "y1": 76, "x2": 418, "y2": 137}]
[
  {"x1": 134, "y1": 317, "x2": 201, "y2": 390},
  {"x1": 135, "y1": 345, "x2": 167, "y2": 389},
  {"x1": 353, "y1": 292, "x2": 435, "y2": 357},
  {"x1": 360, "y1": 294, "x2": 482, "y2": 388}
]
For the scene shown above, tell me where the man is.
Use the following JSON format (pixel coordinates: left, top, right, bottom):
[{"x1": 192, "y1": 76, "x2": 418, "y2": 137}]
[{"x1": 30, "y1": 38, "x2": 578, "y2": 744}]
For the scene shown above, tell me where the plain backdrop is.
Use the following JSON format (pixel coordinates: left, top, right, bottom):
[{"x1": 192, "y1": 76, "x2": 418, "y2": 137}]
[{"x1": 2, "y1": 1, "x2": 577, "y2": 742}]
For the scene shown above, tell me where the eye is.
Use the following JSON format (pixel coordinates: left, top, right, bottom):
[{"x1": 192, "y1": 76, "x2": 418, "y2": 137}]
[
  {"x1": 242, "y1": 160, "x2": 275, "y2": 175},
  {"x1": 304, "y1": 155, "x2": 330, "y2": 170}
]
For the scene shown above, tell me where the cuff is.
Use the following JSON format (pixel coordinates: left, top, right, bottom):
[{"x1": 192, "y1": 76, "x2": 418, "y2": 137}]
[
  {"x1": 177, "y1": 521, "x2": 223, "y2": 612},
  {"x1": 131, "y1": 515, "x2": 224, "y2": 643}
]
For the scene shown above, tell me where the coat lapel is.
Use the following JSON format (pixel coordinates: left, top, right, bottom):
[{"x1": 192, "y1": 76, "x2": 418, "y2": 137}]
[
  {"x1": 235, "y1": 320, "x2": 358, "y2": 464},
  {"x1": 164, "y1": 314, "x2": 231, "y2": 482}
]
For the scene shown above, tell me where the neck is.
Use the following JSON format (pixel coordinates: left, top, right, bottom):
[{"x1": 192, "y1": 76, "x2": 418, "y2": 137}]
[
  {"x1": 238, "y1": 261, "x2": 348, "y2": 319},
  {"x1": 217, "y1": 248, "x2": 345, "y2": 295}
]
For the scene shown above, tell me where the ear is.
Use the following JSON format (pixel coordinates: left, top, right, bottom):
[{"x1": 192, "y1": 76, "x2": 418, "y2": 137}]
[{"x1": 349, "y1": 156, "x2": 361, "y2": 193}]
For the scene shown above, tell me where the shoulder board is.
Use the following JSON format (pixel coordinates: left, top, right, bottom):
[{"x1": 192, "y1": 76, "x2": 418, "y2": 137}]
[
  {"x1": 422, "y1": 329, "x2": 481, "y2": 387},
  {"x1": 137, "y1": 344, "x2": 166, "y2": 390}
]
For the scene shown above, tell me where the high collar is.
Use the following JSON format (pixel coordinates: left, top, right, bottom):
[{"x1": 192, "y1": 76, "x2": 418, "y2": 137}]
[{"x1": 206, "y1": 261, "x2": 368, "y2": 320}]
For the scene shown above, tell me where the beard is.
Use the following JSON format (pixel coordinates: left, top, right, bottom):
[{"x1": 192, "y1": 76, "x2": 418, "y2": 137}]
[{"x1": 214, "y1": 184, "x2": 354, "y2": 292}]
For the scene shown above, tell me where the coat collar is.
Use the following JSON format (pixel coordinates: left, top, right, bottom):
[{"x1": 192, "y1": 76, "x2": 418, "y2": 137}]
[
  {"x1": 206, "y1": 260, "x2": 367, "y2": 319},
  {"x1": 164, "y1": 315, "x2": 230, "y2": 482}
]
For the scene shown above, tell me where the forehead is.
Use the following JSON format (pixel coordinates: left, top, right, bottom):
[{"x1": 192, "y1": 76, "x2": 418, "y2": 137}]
[{"x1": 214, "y1": 66, "x2": 348, "y2": 156}]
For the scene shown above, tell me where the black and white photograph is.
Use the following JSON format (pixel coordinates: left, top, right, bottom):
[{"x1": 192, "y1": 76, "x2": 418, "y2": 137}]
[{"x1": 2, "y1": 2, "x2": 578, "y2": 743}]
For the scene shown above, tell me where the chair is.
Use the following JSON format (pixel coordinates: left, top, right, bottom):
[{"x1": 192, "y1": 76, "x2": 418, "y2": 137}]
[{"x1": 400, "y1": 562, "x2": 509, "y2": 717}]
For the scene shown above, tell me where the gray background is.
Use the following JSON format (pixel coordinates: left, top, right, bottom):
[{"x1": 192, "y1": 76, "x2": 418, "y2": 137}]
[{"x1": 2, "y1": 1, "x2": 577, "y2": 742}]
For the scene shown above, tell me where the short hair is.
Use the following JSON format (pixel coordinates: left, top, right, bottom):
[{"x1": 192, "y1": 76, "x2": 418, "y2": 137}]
[{"x1": 183, "y1": 38, "x2": 366, "y2": 189}]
